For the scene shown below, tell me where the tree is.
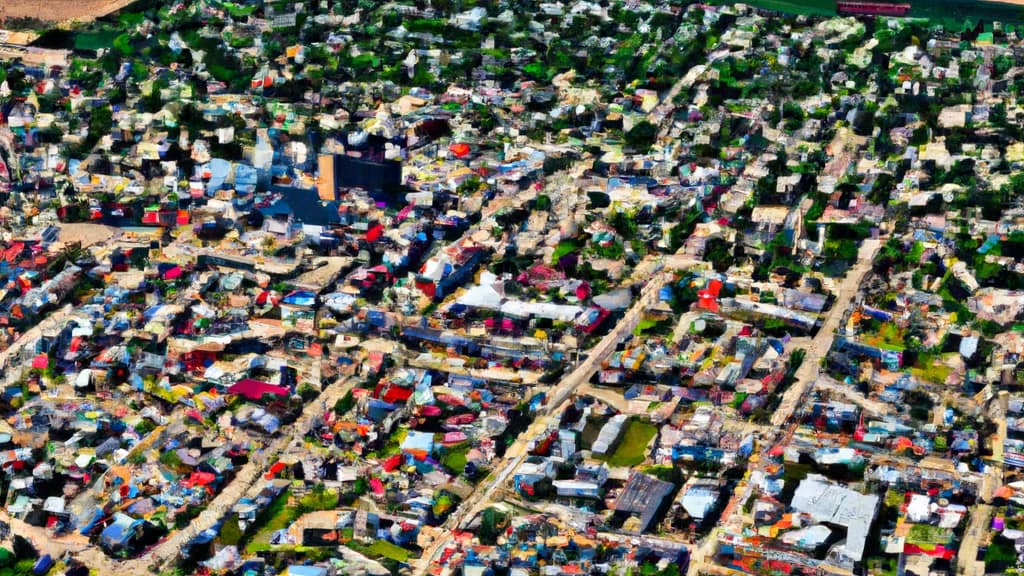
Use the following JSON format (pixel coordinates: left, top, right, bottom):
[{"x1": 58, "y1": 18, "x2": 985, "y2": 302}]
[
  {"x1": 910, "y1": 126, "x2": 929, "y2": 146},
  {"x1": 825, "y1": 238, "x2": 858, "y2": 261},
  {"x1": 703, "y1": 237, "x2": 735, "y2": 272},
  {"x1": 456, "y1": 176, "x2": 481, "y2": 196},
  {"x1": 478, "y1": 507, "x2": 508, "y2": 545},
  {"x1": 87, "y1": 104, "x2": 113, "y2": 147},
  {"x1": 534, "y1": 194, "x2": 552, "y2": 211},
  {"x1": 624, "y1": 120, "x2": 657, "y2": 153},
  {"x1": 333, "y1": 390, "x2": 354, "y2": 415},
  {"x1": 609, "y1": 208, "x2": 639, "y2": 239}
]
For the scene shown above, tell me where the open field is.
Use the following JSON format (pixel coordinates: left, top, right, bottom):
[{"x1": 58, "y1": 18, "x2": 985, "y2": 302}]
[
  {"x1": 596, "y1": 418, "x2": 658, "y2": 467},
  {"x1": 708, "y1": 0, "x2": 1024, "y2": 26},
  {"x1": 0, "y1": 0, "x2": 139, "y2": 23}
]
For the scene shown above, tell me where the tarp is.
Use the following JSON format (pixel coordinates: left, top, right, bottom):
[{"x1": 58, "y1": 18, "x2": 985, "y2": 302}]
[
  {"x1": 227, "y1": 379, "x2": 290, "y2": 401},
  {"x1": 282, "y1": 290, "x2": 316, "y2": 307}
]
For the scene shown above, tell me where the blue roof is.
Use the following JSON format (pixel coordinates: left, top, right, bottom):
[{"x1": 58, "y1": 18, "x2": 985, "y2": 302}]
[
  {"x1": 401, "y1": 430, "x2": 435, "y2": 453},
  {"x1": 261, "y1": 186, "x2": 340, "y2": 226},
  {"x1": 101, "y1": 513, "x2": 141, "y2": 547},
  {"x1": 286, "y1": 566, "x2": 328, "y2": 576}
]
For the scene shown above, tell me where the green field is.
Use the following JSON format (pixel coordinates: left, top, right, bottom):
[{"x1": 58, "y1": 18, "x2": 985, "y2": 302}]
[
  {"x1": 708, "y1": 0, "x2": 1024, "y2": 28},
  {"x1": 597, "y1": 418, "x2": 658, "y2": 467},
  {"x1": 366, "y1": 540, "x2": 411, "y2": 562},
  {"x1": 74, "y1": 31, "x2": 120, "y2": 51},
  {"x1": 347, "y1": 539, "x2": 412, "y2": 562},
  {"x1": 709, "y1": 0, "x2": 834, "y2": 16}
]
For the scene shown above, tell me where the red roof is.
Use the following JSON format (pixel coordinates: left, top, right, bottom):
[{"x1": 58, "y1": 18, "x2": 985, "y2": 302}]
[
  {"x1": 183, "y1": 471, "x2": 217, "y2": 487},
  {"x1": 370, "y1": 478, "x2": 385, "y2": 495},
  {"x1": 4, "y1": 243, "x2": 22, "y2": 263},
  {"x1": 382, "y1": 454, "x2": 402, "y2": 472},
  {"x1": 265, "y1": 461, "x2": 287, "y2": 479},
  {"x1": 381, "y1": 385, "x2": 413, "y2": 404},
  {"x1": 227, "y1": 379, "x2": 290, "y2": 400}
]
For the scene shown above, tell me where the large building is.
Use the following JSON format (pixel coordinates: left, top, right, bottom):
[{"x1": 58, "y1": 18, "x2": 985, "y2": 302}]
[
  {"x1": 317, "y1": 152, "x2": 403, "y2": 200},
  {"x1": 790, "y1": 474, "x2": 880, "y2": 569},
  {"x1": 614, "y1": 472, "x2": 675, "y2": 534}
]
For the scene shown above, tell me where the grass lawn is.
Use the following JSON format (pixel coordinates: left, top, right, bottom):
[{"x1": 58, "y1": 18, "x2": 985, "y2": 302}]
[
  {"x1": 442, "y1": 442, "x2": 471, "y2": 473},
  {"x1": 884, "y1": 490, "x2": 905, "y2": 509},
  {"x1": 906, "y1": 523, "x2": 952, "y2": 545},
  {"x1": 580, "y1": 414, "x2": 609, "y2": 450},
  {"x1": 708, "y1": 0, "x2": 834, "y2": 16},
  {"x1": 74, "y1": 31, "x2": 119, "y2": 51},
  {"x1": 728, "y1": 392, "x2": 748, "y2": 410},
  {"x1": 551, "y1": 239, "x2": 580, "y2": 264},
  {"x1": 709, "y1": 0, "x2": 1024, "y2": 26},
  {"x1": 244, "y1": 492, "x2": 292, "y2": 553},
  {"x1": 634, "y1": 317, "x2": 659, "y2": 335},
  {"x1": 367, "y1": 539, "x2": 411, "y2": 562},
  {"x1": 245, "y1": 488, "x2": 338, "y2": 553},
  {"x1": 597, "y1": 418, "x2": 658, "y2": 467},
  {"x1": 911, "y1": 354, "x2": 953, "y2": 385},
  {"x1": 861, "y1": 323, "x2": 905, "y2": 350}
]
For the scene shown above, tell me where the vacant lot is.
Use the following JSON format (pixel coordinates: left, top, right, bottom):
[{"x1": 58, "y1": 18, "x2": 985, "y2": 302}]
[
  {"x1": 597, "y1": 417, "x2": 658, "y2": 467},
  {"x1": 3, "y1": 0, "x2": 138, "y2": 23}
]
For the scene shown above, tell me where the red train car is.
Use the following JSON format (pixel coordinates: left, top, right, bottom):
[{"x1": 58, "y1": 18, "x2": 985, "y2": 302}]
[{"x1": 836, "y1": 1, "x2": 912, "y2": 16}]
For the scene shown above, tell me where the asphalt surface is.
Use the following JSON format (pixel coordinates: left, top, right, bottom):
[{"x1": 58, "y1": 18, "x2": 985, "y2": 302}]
[{"x1": 411, "y1": 272, "x2": 672, "y2": 575}]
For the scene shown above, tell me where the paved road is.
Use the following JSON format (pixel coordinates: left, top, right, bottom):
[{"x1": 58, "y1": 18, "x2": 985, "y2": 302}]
[
  {"x1": 957, "y1": 504, "x2": 992, "y2": 576},
  {"x1": 413, "y1": 63, "x2": 708, "y2": 576},
  {"x1": 0, "y1": 355, "x2": 356, "y2": 573},
  {"x1": 690, "y1": 238, "x2": 882, "y2": 576},
  {"x1": 771, "y1": 238, "x2": 881, "y2": 427},
  {"x1": 149, "y1": 363, "x2": 358, "y2": 572},
  {"x1": 412, "y1": 272, "x2": 672, "y2": 575}
]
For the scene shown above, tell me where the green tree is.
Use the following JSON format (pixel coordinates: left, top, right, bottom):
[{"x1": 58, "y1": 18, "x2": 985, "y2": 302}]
[
  {"x1": 87, "y1": 104, "x2": 113, "y2": 146},
  {"x1": 703, "y1": 237, "x2": 735, "y2": 272},
  {"x1": 624, "y1": 120, "x2": 658, "y2": 153}
]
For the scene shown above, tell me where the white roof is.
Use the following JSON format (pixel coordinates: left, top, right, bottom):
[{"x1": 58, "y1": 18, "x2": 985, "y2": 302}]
[
  {"x1": 906, "y1": 493, "x2": 931, "y2": 523},
  {"x1": 43, "y1": 496, "x2": 65, "y2": 514}
]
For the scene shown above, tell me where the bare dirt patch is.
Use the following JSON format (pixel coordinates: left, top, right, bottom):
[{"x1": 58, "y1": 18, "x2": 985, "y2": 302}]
[
  {"x1": 1, "y1": 0, "x2": 138, "y2": 23},
  {"x1": 56, "y1": 222, "x2": 117, "y2": 248}
]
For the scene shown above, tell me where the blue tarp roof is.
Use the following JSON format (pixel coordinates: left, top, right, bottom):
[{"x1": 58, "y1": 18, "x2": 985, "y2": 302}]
[
  {"x1": 101, "y1": 513, "x2": 141, "y2": 547},
  {"x1": 282, "y1": 290, "x2": 316, "y2": 306},
  {"x1": 401, "y1": 430, "x2": 435, "y2": 453},
  {"x1": 205, "y1": 159, "x2": 231, "y2": 195}
]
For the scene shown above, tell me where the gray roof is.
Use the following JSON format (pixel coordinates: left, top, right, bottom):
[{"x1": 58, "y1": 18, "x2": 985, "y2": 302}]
[
  {"x1": 616, "y1": 472, "x2": 674, "y2": 534},
  {"x1": 790, "y1": 474, "x2": 879, "y2": 563}
]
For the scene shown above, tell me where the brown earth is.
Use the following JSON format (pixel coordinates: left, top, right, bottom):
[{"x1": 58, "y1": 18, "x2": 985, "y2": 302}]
[{"x1": 0, "y1": 0, "x2": 138, "y2": 23}]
